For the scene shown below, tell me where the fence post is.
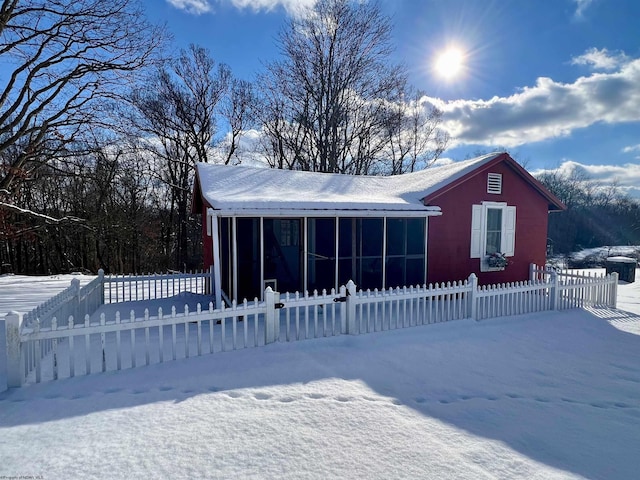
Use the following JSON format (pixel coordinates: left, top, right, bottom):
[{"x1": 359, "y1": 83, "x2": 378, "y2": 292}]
[
  {"x1": 98, "y1": 269, "x2": 105, "y2": 306},
  {"x1": 264, "y1": 287, "x2": 279, "y2": 344},
  {"x1": 70, "y1": 278, "x2": 80, "y2": 325},
  {"x1": 5, "y1": 312, "x2": 23, "y2": 388},
  {"x1": 550, "y1": 270, "x2": 559, "y2": 310},
  {"x1": 0, "y1": 316, "x2": 7, "y2": 392},
  {"x1": 466, "y1": 274, "x2": 478, "y2": 320},
  {"x1": 345, "y1": 280, "x2": 357, "y2": 334},
  {"x1": 610, "y1": 272, "x2": 618, "y2": 308},
  {"x1": 529, "y1": 263, "x2": 535, "y2": 282}
]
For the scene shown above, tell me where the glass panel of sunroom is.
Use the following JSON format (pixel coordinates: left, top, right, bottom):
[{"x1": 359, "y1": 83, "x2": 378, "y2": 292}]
[
  {"x1": 307, "y1": 218, "x2": 336, "y2": 293},
  {"x1": 264, "y1": 218, "x2": 302, "y2": 294},
  {"x1": 385, "y1": 218, "x2": 425, "y2": 289},
  {"x1": 386, "y1": 218, "x2": 405, "y2": 256},
  {"x1": 338, "y1": 217, "x2": 383, "y2": 290},
  {"x1": 406, "y1": 257, "x2": 425, "y2": 287},
  {"x1": 338, "y1": 218, "x2": 355, "y2": 286},
  {"x1": 406, "y1": 218, "x2": 426, "y2": 255},
  {"x1": 359, "y1": 218, "x2": 383, "y2": 290}
]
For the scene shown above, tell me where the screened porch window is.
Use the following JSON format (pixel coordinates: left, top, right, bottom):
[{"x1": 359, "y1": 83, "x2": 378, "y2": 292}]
[
  {"x1": 264, "y1": 218, "x2": 302, "y2": 294},
  {"x1": 385, "y1": 218, "x2": 425, "y2": 288},
  {"x1": 307, "y1": 218, "x2": 335, "y2": 292},
  {"x1": 218, "y1": 214, "x2": 430, "y2": 301},
  {"x1": 338, "y1": 218, "x2": 383, "y2": 290}
]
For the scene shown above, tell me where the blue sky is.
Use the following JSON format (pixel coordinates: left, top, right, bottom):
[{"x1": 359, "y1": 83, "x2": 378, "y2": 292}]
[{"x1": 147, "y1": 0, "x2": 640, "y2": 195}]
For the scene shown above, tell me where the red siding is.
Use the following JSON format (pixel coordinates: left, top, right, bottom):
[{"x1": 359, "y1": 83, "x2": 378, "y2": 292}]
[{"x1": 427, "y1": 162, "x2": 549, "y2": 285}]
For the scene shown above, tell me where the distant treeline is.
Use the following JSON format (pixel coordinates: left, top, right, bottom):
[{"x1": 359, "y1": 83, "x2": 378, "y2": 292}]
[{"x1": 537, "y1": 169, "x2": 640, "y2": 257}]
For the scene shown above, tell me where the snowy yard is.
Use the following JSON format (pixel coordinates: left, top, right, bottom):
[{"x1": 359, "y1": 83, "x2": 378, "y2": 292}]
[{"x1": 0, "y1": 272, "x2": 639, "y2": 479}]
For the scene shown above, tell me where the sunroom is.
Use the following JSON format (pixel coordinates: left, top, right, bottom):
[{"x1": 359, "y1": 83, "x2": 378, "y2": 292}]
[{"x1": 192, "y1": 163, "x2": 442, "y2": 305}]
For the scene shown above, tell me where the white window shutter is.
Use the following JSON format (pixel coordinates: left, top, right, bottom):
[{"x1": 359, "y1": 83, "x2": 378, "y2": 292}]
[
  {"x1": 504, "y1": 206, "x2": 516, "y2": 256},
  {"x1": 470, "y1": 204, "x2": 483, "y2": 258}
]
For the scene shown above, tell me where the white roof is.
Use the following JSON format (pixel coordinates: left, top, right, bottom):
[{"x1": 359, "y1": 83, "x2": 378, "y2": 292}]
[{"x1": 196, "y1": 152, "x2": 504, "y2": 214}]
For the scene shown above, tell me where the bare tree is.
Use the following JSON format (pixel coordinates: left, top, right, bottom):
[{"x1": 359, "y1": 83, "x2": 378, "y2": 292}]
[
  {"x1": 380, "y1": 89, "x2": 449, "y2": 175},
  {"x1": 0, "y1": 0, "x2": 164, "y2": 202},
  {"x1": 129, "y1": 44, "x2": 245, "y2": 268},
  {"x1": 257, "y1": 0, "x2": 447, "y2": 175},
  {"x1": 220, "y1": 79, "x2": 257, "y2": 165}
]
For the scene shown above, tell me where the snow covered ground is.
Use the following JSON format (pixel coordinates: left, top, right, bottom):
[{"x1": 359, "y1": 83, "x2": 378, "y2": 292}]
[
  {"x1": 1, "y1": 271, "x2": 639, "y2": 479},
  {"x1": 0, "y1": 273, "x2": 96, "y2": 316}
]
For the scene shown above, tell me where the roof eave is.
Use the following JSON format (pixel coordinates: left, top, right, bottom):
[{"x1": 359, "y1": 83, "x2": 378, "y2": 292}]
[
  {"x1": 421, "y1": 153, "x2": 567, "y2": 211},
  {"x1": 207, "y1": 207, "x2": 442, "y2": 218}
]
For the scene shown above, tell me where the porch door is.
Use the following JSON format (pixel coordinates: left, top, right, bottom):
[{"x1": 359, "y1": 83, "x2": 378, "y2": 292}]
[
  {"x1": 236, "y1": 218, "x2": 261, "y2": 301},
  {"x1": 264, "y1": 219, "x2": 303, "y2": 294}
]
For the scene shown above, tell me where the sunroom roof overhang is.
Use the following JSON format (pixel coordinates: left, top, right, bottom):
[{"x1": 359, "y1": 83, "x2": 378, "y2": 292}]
[{"x1": 207, "y1": 205, "x2": 442, "y2": 218}]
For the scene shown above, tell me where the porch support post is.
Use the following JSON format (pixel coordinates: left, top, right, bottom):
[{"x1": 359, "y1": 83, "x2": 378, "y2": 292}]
[
  {"x1": 303, "y1": 217, "x2": 308, "y2": 294},
  {"x1": 424, "y1": 217, "x2": 429, "y2": 287},
  {"x1": 260, "y1": 217, "x2": 265, "y2": 300},
  {"x1": 334, "y1": 216, "x2": 340, "y2": 291},
  {"x1": 232, "y1": 216, "x2": 238, "y2": 302},
  {"x1": 382, "y1": 217, "x2": 387, "y2": 290},
  {"x1": 208, "y1": 209, "x2": 223, "y2": 309}
]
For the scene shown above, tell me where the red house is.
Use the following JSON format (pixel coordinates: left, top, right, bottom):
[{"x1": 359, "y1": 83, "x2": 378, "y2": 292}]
[
  {"x1": 192, "y1": 152, "x2": 565, "y2": 305},
  {"x1": 423, "y1": 152, "x2": 566, "y2": 285}
]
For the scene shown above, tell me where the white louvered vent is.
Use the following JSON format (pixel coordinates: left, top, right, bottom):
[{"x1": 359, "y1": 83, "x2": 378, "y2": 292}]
[{"x1": 487, "y1": 173, "x2": 502, "y2": 194}]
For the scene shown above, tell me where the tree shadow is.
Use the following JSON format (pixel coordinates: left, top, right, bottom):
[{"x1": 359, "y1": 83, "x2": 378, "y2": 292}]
[{"x1": 1, "y1": 308, "x2": 639, "y2": 479}]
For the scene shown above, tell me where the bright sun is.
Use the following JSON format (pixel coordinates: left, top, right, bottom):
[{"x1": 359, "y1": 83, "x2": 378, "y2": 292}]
[{"x1": 434, "y1": 47, "x2": 465, "y2": 80}]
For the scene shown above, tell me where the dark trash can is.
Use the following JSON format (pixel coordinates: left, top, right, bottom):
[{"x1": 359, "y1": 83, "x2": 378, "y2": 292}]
[{"x1": 605, "y1": 256, "x2": 637, "y2": 283}]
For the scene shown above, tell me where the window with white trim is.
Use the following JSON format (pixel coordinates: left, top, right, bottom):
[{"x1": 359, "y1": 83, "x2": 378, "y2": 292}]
[{"x1": 470, "y1": 202, "x2": 516, "y2": 271}]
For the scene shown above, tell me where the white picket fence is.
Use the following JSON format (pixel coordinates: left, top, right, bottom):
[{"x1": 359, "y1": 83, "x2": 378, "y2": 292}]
[
  {"x1": 20, "y1": 269, "x2": 213, "y2": 331},
  {"x1": 104, "y1": 270, "x2": 212, "y2": 303},
  {"x1": 530, "y1": 264, "x2": 618, "y2": 310},
  {"x1": 2, "y1": 266, "x2": 619, "y2": 388}
]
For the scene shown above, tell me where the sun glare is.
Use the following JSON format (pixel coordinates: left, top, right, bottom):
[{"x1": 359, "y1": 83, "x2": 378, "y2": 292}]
[{"x1": 434, "y1": 47, "x2": 465, "y2": 80}]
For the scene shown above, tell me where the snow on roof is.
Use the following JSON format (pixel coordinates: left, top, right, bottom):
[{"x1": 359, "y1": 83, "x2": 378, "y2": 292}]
[{"x1": 195, "y1": 152, "x2": 504, "y2": 213}]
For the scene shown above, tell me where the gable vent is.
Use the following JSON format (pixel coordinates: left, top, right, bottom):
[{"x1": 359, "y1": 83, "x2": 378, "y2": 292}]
[{"x1": 487, "y1": 173, "x2": 502, "y2": 194}]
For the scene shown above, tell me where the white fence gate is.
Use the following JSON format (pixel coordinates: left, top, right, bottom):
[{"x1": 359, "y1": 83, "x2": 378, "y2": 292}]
[{"x1": 2, "y1": 266, "x2": 619, "y2": 388}]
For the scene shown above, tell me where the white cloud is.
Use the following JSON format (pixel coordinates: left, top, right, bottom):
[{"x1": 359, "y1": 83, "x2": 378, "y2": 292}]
[
  {"x1": 622, "y1": 144, "x2": 640, "y2": 153},
  {"x1": 573, "y1": 0, "x2": 595, "y2": 18},
  {"x1": 571, "y1": 48, "x2": 630, "y2": 71},
  {"x1": 532, "y1": 160, "x2": 640, "y2": 197},
  {"x1": 622, "y1": 144, "x2": 640, "y2": 160},
  {"x1": 166, "y1": 0, "x2": 212, "y2": 15},
  {"x1": 166, "y1": 0, "x2": 316, "y2": 16},
  {"x1": 424, "y1": 57, "x2": 640, "y2": 148},
  {"x1": 227, "y1": 0, "x2": 316, "y2": 16}
]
